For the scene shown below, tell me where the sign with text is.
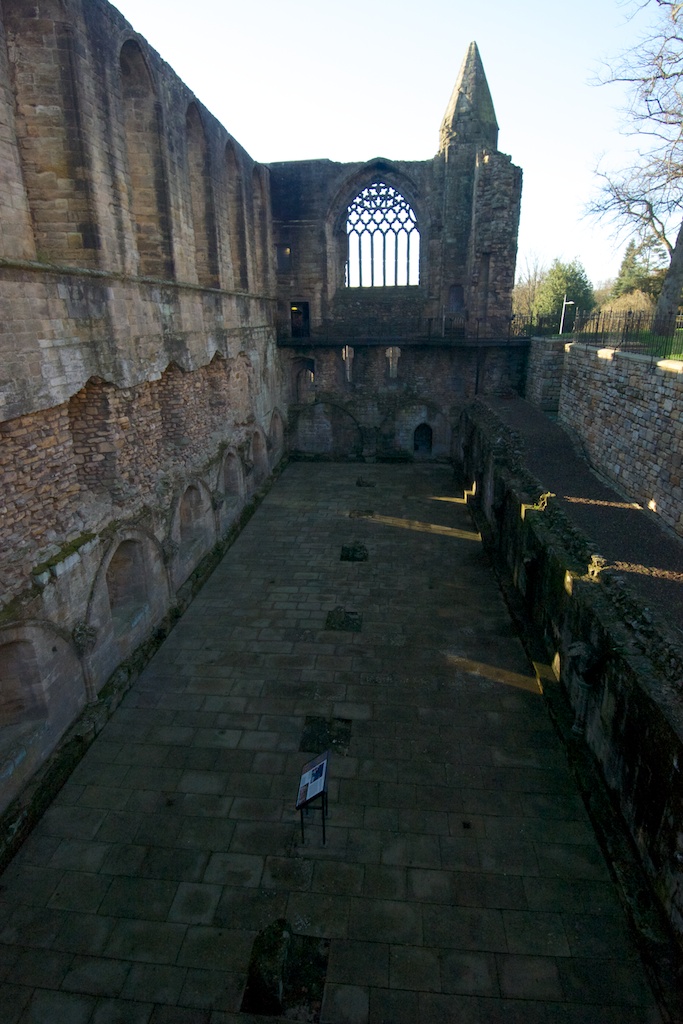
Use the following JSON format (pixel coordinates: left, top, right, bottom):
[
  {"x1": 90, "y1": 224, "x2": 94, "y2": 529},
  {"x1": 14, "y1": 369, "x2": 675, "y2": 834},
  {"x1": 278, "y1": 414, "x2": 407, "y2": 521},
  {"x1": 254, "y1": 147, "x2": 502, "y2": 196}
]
[{"x1": 296, "y1": 750, "x2": 329, "y2": 810}]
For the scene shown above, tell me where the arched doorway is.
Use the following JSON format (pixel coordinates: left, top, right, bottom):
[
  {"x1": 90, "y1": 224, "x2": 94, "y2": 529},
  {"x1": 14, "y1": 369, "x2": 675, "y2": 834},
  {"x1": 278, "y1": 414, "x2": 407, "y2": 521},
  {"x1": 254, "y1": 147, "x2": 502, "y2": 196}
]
[{"x1": 414, "y1": 422, "x2": 433, "y2": 455}]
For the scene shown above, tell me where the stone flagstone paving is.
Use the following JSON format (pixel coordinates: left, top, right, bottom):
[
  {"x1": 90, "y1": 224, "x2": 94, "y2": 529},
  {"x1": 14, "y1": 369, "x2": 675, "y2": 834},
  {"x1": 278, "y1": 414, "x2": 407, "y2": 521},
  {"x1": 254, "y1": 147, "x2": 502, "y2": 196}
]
[{"x1": 0, "y1": 464, "x2": 662, "y2": 1023}]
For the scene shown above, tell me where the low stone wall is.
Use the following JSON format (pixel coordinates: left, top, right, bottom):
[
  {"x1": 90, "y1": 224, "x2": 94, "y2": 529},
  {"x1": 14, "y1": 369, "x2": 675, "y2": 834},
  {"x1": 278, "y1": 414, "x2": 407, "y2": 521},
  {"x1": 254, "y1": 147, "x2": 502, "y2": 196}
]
[
  {"x1": 457, "y1": 400, "x2": 683, "y2": 953},
  {"x1": 525, "y1": 336, "x2": 566, "y2": 414},
  {"x1": 560, "y1": 343, "x2": 683, "y2": 538}
]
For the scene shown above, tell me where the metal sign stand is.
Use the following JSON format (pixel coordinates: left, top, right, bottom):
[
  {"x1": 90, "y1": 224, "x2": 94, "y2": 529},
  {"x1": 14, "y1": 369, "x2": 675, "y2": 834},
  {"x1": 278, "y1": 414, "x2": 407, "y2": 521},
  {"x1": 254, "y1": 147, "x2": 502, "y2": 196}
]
[{"x1": 295, "y1": 750, "x2": 329, "y2": 844}]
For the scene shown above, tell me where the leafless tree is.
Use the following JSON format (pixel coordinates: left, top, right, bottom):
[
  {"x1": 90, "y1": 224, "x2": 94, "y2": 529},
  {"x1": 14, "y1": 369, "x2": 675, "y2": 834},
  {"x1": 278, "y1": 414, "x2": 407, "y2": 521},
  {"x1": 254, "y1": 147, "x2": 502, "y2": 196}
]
[
  {"x1": 590, "y1": 1, "x2": 683, "y2": 326},
  {"x1": 512, "y1": 255, "x2": 546, "y2": 319}
]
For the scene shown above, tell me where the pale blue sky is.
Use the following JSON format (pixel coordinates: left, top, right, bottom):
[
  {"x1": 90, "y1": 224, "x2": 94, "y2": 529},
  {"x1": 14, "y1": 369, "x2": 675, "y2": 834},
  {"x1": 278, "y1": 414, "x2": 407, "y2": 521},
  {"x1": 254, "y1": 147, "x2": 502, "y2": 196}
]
[{"x1": 111, "y1": 0, "x2": 658, "y2": 286}]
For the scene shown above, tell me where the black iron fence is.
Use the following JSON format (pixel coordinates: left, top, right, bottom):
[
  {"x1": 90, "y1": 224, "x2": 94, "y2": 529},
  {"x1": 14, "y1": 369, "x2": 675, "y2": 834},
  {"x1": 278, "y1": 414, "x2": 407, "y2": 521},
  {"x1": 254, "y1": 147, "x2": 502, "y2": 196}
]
[
  {"x1": 278, "y1": 310, "x2": 683, "y2": 353},
  {"x1": 570, "y1": 310, "x2": 683, "y2": 359},
  {"x1": 279, "y1": 314, "x2": 532, "y2": 344},
  {"x1": 505, "y1": 310, "x2": 683, "y2": 359}
]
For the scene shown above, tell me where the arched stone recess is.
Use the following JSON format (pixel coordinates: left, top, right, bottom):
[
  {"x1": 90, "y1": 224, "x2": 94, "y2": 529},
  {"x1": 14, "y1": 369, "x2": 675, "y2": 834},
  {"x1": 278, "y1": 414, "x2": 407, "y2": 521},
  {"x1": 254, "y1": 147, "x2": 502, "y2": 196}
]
[
  {"x1": 224, "y1": 139, "x2": 249, "y2": 291},
  {"x1": 217, "y1": 449, "x2": 245, "y2": 534},
  {"x1": 325, "y1": 160, "x2": 428, "y2": 298},
  {"x1": 186, "y1": 102, "x2": 219, "y2": 288},
  {"x1": 290, "y1": 402, "x2": 364, "y2": 459},
  {"x1": 413, "y1": 422, "x2": 433, "y2": 456},
  {"x1": 251, "y1": 164, "x2": 270, "y2": 293},
  {"x1": 84, "y1": 528, "x2": 169, "y2": 689},
  {"x1": 0, "y1": 622, "x2": 85, "y2": 814},
  {"x1": 169, "y1": 480, "x2": 216, "y2": 588},
  {"x1": 247, "y1": 429, "x2": 269, "y2": 493},
  {"x1": 380, "y1": 402, "x2": 452, "y2": 459},
  {"x1": 292, "y1": 358, "x2": 316, "y2": 405},
  {"x1": 4, "y1": 0, "x2": 100, "y2": 266},
  {"x1": 119, "y1": 38, "x2": 174, "y2": 279},
  {"x1": 268, "y1": 408, "x2": 285, "y2": 467}
]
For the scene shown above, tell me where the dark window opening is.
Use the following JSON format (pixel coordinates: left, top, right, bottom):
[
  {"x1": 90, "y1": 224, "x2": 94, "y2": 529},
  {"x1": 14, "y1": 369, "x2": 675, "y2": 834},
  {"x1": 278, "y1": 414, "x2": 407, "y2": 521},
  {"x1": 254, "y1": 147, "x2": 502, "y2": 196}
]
[
  {"x1": 277, "y1": 244, "x2": 292, "y2": 273},
  {"x1": 448, "y1": 285, "x2": 464, "y2": 312},
  {"x1": 414, "y1": 423, "x2": 433, "y2": 454},
  {"x1": 291, "y1": 302, "x2": 310, "y2": 338}
]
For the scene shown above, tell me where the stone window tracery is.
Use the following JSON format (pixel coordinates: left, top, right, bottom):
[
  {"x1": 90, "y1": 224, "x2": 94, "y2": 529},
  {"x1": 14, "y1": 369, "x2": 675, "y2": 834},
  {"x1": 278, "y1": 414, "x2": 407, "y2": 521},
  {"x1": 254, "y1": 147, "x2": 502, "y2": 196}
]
[{"x1": 346, "y1": 182, "x2": 419, "y2": 287}]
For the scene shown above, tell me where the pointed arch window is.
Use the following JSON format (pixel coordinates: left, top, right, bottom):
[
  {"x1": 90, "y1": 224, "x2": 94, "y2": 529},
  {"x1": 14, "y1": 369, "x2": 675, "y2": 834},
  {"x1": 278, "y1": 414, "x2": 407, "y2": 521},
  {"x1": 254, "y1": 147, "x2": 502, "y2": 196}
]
[{"x1": 346, "y1": 182, "x2": 419, "y2": 287}]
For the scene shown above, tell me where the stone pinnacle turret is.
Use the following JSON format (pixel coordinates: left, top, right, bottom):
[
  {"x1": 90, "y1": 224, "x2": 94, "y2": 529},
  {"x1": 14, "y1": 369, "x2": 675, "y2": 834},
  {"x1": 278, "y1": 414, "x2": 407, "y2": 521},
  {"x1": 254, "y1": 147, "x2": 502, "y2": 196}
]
[{"x1": 439, "y1": 41, "x2": 499, "y2": 152}]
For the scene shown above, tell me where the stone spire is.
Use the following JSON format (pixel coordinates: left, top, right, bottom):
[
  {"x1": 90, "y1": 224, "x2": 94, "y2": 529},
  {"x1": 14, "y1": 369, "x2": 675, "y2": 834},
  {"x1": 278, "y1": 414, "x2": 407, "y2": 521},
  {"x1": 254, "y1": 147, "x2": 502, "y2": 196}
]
[{"x1": 439, "y1": 42, "x2": 499, "y2": 152}]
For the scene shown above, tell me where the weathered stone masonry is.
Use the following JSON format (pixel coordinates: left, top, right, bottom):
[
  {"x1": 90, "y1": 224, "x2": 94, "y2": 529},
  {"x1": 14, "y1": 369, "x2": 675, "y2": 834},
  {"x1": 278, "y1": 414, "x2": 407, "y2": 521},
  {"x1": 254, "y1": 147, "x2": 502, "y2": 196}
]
[
  {"x1": 0, "y1": 0, "x2": 284, "y2": 814},
  {"x1": 560, "y1": 343, "x2": 683, "y2": 539},
  {"x1": 457, "y1": 400, "x2": 683, "y2": 952},
  {"x1": 271, "y1": 41, "x2": 523, "y2": 460},
  {"x1": 0, "y1": 6, "x2": 524, "y2": 830}
]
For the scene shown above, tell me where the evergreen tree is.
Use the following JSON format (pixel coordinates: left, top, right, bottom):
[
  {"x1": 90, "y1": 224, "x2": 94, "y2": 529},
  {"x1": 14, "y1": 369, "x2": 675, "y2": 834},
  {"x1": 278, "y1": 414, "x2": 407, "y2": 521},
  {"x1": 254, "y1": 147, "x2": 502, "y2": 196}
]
[
  {"x1": 611, "y1": 240, "x2": 642, "y2": 298},
  {"x1": 534, "y1": 259, "x2": 595, "y2": 319},
  {"x1": 610, "y1": 237, "x2": 668, "y2": 301}
]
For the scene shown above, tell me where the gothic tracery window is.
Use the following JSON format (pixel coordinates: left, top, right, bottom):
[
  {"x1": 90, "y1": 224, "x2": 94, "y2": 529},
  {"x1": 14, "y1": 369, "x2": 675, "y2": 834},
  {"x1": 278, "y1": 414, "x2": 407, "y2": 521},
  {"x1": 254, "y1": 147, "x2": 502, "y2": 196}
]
[{"x1": 346, "y1": 182, "x2": 419, "y2": 287}]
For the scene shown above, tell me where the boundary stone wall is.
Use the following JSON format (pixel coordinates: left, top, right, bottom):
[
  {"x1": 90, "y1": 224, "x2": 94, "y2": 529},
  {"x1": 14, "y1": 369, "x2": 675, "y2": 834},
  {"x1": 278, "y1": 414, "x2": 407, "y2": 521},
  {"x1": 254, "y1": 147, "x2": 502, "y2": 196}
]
[
  {"x1": 457, "y1": 399, "x2": 683, "y2": 954},
  {"x1": 559, "y1": 343, "x2": 683, "y2": 539},
  {"x1": 525, "y1": 337, "x2": 566, "y2": 414}
]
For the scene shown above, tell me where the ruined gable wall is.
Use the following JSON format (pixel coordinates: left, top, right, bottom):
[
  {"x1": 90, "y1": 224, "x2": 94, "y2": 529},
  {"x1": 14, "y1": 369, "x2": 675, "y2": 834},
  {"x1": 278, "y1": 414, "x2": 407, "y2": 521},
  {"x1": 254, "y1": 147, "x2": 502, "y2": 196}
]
[
  {"x1": 270, "y1": 142, "x2": 521, "y2": 341},
  {"x1": 270, "y1": 143, "x2": 524, "y2": 461},
  {"x1": 269, "y1": 157, "x2": 437, "y2": 336}
]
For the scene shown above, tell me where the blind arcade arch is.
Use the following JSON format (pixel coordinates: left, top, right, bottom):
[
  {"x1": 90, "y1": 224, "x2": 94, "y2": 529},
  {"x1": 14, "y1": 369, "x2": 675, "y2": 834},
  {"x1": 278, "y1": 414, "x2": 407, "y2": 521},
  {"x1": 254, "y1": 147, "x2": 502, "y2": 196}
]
[{"x1": 346, "y1": 181, "x2": 419, "y2": 288}]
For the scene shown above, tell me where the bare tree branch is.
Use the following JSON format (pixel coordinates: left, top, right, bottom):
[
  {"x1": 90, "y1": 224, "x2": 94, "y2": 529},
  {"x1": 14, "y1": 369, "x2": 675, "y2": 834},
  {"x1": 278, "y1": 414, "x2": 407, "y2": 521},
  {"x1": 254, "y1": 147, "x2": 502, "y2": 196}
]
[{"x1": 592, "y1": 0, "x2": 683, "y2": 322}]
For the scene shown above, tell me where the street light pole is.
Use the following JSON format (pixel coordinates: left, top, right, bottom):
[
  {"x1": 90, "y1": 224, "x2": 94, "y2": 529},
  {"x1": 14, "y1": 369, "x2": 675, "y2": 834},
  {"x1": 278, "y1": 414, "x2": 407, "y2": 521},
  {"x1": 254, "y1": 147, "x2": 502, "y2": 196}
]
[{"x1": 559, "y1": 293, "x2": 575, "y2": 335}]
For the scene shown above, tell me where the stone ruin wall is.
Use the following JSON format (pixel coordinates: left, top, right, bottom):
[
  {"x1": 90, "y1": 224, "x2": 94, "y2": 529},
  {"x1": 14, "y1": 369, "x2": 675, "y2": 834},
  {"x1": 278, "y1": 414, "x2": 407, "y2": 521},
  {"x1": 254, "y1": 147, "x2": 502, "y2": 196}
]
[
  {"x1": 287, "y1": 344, "x2": 528, "y2": 460},
  {"x1": 525, "y1": 339, "x2": 683, "y2": 540},
  {"x1": 0, "y1": 0, "x2": 285, "y2": 812},
  {"x1": 0, "y1": 1, "x2": 526, "y2": 823},
  {"x1": 457, "y1": 400, "x2": 683, "y2": 951},
  {"x1": 271, "y1": 142, "x2": 522, "y2": 461},
  {"x1": 523, "y1": 336, "x2": 566, "y2": 414},
  {"x1": 559, "y1": 344, "x2": 683, "y2": 539},
  {"x1": 270, "y1": 148, "x2": 521, "y2": 342}
]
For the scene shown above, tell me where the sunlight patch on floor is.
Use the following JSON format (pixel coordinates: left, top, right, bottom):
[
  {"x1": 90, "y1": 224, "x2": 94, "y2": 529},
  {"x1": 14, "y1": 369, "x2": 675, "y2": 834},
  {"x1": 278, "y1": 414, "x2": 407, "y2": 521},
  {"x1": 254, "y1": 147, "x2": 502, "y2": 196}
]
[
  {"x1": 563, "y1": 495, "x2": 642, "y2": 510},
  {"x1": 613, "y1": 560, "x2": 683, "y2": 582},
  {"x1": 445, "y1": 654, "x2": 543, "y2": 693},
  {"x1": 371, "y1": 514, "x2": 481, "y2": 542}
]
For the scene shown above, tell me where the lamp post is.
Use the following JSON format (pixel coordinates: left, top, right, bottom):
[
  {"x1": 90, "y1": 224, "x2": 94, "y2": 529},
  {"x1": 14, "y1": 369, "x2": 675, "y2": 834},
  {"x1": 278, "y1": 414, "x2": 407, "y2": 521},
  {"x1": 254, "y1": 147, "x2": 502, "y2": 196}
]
[{"x1": 559, "y1": 294, "x2": 575, "y2": 335}]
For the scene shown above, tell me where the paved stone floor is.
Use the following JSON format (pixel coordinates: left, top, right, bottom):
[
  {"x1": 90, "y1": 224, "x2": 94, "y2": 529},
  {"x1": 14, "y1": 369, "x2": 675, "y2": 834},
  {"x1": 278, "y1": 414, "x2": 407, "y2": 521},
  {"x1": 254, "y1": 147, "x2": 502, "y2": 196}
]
[{"x1": 0, "y1": 464, "x2": 663, "y2": 1023}]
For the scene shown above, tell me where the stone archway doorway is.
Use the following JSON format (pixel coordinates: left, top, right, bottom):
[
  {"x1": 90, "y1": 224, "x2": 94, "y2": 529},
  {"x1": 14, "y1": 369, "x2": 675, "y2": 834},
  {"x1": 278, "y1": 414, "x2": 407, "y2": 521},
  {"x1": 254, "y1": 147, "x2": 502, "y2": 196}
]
[{"x1": 414, "y1": 422, "x2": 433, "y2": 455}]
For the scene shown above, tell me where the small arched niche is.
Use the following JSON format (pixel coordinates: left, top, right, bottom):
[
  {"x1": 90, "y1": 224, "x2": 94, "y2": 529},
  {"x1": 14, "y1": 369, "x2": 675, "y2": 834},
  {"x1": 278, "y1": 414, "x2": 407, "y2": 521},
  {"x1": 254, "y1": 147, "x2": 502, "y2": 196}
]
[
  {"x1": 268, "y1": 410, "x2": 285, "y2": 466},
  {"x1": 295, "y1": 359, "x2": 316, "y2": 405},
  {"x1": 0, "y1": 640, "x2": 44, "y2": 729},
  {"x1": 249, "y1": 432, "x2": 269, "y2": 489},
  {"x1": 120, "y1": 38, "x2": 174, "y2": 279},
  {"x1": 180, "y1": 484, "x2": 206, "y2": 547},
  {"x1": 225, "y1": 140, "x2": 249, "y2": 290},
  {"x1": 413, "y1": 422, "x2": 433, "y2": 455},
  {"x1": 221, "y1": 451, "x2": 244, "y2": 503},
  {"x1": 106, "y1": 539, "x2": 150, "y2": 635},
  {"x1": 186, "y1": 103, "x2": 219, "y2": 288}
]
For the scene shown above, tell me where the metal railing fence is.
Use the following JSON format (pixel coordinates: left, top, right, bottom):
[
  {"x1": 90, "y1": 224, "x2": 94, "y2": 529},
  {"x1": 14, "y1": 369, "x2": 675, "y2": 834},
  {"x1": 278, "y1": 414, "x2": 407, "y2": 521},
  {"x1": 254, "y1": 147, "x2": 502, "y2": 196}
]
[{"x1": 570, "y1": 310, "x2": 683, "y2": 359}]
